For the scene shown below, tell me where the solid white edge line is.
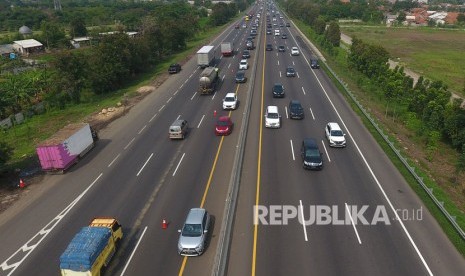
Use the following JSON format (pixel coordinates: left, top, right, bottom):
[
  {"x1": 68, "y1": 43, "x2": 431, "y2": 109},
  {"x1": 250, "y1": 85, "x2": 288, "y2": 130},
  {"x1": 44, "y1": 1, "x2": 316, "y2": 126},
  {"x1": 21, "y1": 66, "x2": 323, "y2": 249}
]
[
  {"x1": 198, "y1": 115, "x2": 205, "y2": 128},
  {"x1": 290, "y1": 139, "x2": 295, "y2": 161},
  {"x1": 138, "y1": 125, "x2": 146, "y2": 134},
  {"x1": 120, "y1": 226, "x2": 148, "y2": 276},
  {"x1": 345, "y1": 203, "x2": 362, "y2": 244},
  {"x1": 136, "y1": 153, "x2": 154, "y2": 176},
  {"x1": 313, "y1": 62, "x2": 433, "y2": 276},
  {"x1": 299, "y1": 200, "x2": 309, "y2": 242},
  {"x1": 124, "y1": 138, "x2": 135, "y2": 150},
  {"x1": 191, "y1": 92, "x2": 197, "y2": 100},
  {"x1": 309, "y1": 108, "x2": 315, "y2": 120},
  {"x1": 108, "y1": 154, "x2": 120, "y2": 167},
  {"x1": 321, "y1": 140, "x2": 331, "y2": 162},
  {"x1": 173, "y1": 153, "x2": 186, "y2": 176}
]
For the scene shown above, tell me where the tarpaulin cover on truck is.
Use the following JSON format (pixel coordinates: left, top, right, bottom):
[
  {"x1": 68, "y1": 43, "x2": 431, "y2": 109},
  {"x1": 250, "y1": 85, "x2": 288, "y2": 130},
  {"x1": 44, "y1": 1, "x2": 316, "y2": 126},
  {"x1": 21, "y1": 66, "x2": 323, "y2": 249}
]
[{"x1": 59, "y1": 227, "x2": 111, "y2": 271}]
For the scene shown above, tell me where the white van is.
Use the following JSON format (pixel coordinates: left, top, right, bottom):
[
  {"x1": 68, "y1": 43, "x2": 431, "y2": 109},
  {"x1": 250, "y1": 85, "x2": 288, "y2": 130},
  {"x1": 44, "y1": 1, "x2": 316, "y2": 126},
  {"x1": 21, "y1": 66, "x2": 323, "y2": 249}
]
[
  {"x1": 169, "y1": 119, "x2": 188, "y2": 139},
  {"x1": 265, "y1": 106, "x2": 281, "y2": 128},
  {"x1": 274, "y1": 29, "x2": 280, "y2": 36}
]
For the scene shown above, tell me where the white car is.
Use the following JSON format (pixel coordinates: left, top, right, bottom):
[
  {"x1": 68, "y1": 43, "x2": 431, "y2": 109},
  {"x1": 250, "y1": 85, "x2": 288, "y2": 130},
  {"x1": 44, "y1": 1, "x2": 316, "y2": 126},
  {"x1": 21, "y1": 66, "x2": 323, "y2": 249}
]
[
  {"x1": 239, "y1": 59, "x2": 248, "y2": 70},
  {"x1": 264, "y1": 105, "x2": 281, "y2": 128},
  {"x1": 291, "y1": 47, "x2": 300, "y2": 56},
  {"x1": 223, "y1": 93, "x2": 238, "y2": 110},
  {"x1": 325, "y1": 122, "x2": 346, "y2": 147}
]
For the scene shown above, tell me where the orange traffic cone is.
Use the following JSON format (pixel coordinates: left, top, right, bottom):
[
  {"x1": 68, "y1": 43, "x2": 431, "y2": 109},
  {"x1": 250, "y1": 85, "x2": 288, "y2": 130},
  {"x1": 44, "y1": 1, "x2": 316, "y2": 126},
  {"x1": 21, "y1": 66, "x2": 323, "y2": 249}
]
[
  {"x1": 162, "y1": 219, "x2": 168, "y2": 229},
  {"x1": 19, "y1": 179, "x2": 26, "y2": 188}
]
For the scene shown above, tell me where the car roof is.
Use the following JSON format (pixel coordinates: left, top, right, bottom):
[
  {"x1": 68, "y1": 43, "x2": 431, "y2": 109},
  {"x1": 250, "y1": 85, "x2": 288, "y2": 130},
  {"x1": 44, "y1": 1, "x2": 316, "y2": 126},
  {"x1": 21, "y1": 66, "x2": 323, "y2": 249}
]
[
  {"x1": 328, "y1": 122, "x2": 342, "y2": 130},
  {"x1": 185, "y1": 208, "x2": 206, "y2": 224},
  {"x1": 267, "y1": 105, "x2": 278, "y2": 112},
  {"x1": 303, "y1": 138, "x2": 318, "y2": 148}
]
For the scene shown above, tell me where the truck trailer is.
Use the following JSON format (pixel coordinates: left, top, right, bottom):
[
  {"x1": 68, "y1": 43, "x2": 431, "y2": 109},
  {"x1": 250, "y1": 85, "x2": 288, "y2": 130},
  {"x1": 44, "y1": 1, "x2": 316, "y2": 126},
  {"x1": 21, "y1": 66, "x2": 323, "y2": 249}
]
[
  {"x1": 36, "y1": 123, "x2": 98, "y2": 173},
  {"x1": 60, "y1": 218, "x2": 123, "y2": 276},
  {"x1": 198, "y1": 67, "x2": 219, "y2": 95},
  {"x1": 220, "y1": 42, "x2": 234, "y2": 57},
  {"x1": 197, "y1": 45, "x2": 215, "y2": 68}
]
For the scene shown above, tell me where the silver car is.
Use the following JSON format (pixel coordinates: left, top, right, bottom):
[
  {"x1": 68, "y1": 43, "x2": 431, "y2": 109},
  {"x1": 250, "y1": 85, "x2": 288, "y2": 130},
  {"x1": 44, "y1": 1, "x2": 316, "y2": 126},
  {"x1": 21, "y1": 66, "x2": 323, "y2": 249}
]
[{"x1": 177, "y1": 208, "x2": 211, "y2": 256}]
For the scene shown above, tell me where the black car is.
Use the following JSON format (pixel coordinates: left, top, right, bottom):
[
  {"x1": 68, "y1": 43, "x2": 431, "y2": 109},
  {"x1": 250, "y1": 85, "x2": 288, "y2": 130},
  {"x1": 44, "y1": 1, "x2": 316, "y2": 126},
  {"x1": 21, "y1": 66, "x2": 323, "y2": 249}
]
[
  {"x1": 286, "y1": 66, "x2": 296, "y2": 77},
  {"x1": 311, "y1": 58, "x2": 320, "y2": 69},
  {"x1": 242, "y1": 50, "x2": 251, "y2": 59},
  {"x1": 289, "y1": 100, "x2": 304, "y2": 119},
  {"x1": 235, "y1": 70, "x2": 247, "y2": 83},
  {"x1": 266, "y1": 44, "x2": 273, "y2": 51},
  {"x1": 272, "y1": 83, "x2": 284, "y2": 98},
  {"x1": 281, "y1": 33, "x2": 287, "y2": 39},
  {"x1": 168, "y1": 63, "x2": 181, "y2": 74},
  {"x1": 286, "y1": 22, "x2": 291, "y2": 27},
  {"x1": 301, "y1": 138, "x2": 323, "y2": 170},
  {"x1": 278, "y1": 45, "x2": 285, "y2": 52},
  {"x1": 266, "y1": 29, "x2": 272, "y2": 35},
  {"x1": 246, "y1": 40, "x2": 254, "y2": 50}
]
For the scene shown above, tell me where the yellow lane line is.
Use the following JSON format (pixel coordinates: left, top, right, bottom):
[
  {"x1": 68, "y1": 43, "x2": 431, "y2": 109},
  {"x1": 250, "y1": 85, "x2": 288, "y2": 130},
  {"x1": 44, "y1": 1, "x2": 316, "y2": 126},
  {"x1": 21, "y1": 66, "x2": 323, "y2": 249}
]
[
  {"x1": 179, "y1": 80, "x2": 241, "y2": 276},
  {"x1": 252, "y1": 25, "x2": 267, "y2": 276}
]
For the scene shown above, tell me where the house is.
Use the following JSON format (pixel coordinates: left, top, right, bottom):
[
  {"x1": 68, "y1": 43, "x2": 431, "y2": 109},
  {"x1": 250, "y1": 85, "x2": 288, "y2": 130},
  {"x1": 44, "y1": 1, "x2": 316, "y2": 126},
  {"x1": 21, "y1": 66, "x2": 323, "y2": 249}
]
[
  {"x1": 12, "y1": 39, "x2": 44, "y2": 56},
  {"x1": 70, "y1": 36, "x2": 91, "y2": 48},
  {"x1": 0, "y1": 44, "x2": 15, "y2": 58}
]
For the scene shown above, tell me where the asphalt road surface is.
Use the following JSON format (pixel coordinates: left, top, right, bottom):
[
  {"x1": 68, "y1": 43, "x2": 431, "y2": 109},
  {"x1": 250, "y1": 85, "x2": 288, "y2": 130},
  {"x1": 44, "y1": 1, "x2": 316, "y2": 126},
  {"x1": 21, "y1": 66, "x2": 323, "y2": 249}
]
[{"x1": 1, "y1": 2, "x2": 464, "y2": 276}]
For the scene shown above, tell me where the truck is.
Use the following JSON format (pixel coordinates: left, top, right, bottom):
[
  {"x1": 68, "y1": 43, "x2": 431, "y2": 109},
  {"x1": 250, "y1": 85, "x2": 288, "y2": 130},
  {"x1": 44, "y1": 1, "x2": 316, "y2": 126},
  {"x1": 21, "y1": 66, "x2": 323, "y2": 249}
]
[
  {"x1": 198, "y1": 67, "x2": 219, "y2": 95},
  {"x1": 220, "y1": 42, "x2": 234, "y2": 57},
  {"x1": 36, "y1": 123, "x2": 98, "y2": 173},
  {"x1": 60, "y1": 218, "x2": 123, "y2": 276},
  {"x1": 197, "y1": 45, "x2": 215, "y2": 68}
]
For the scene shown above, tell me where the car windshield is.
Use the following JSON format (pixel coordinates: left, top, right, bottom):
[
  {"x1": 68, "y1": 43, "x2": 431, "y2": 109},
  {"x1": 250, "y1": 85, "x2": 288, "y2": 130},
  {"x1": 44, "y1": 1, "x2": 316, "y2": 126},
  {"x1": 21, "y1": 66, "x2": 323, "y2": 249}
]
[
  {"x1": 225, "y1": 97, "x2": 235, "y2": 102},
  {"x1": 287, "y1": 68, "x2": 294, "y2": 72},
  {"x1": 182, "y1": 224, "x2": 202, "y2": 237},
  {"x1": 268, "y1": 113, "x2": 279, "y2": 119},
  {"x1": 217, "y1": 120, "x2": 230, "y2": 126},
  {"x1": 305, "y1": 148, "x2": 320, "y2": 158},
  {"x1": 331, "y1": 130, "x2": 344, "y2": 136},
  {"x1": 291, "y1": 104, "x2": 302, "y2": 111}
]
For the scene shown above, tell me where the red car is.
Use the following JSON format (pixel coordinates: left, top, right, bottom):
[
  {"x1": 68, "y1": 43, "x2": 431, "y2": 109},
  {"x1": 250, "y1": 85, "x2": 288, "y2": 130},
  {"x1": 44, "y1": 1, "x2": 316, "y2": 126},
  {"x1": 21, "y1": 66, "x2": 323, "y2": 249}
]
[{"x1": 215, "y1": 116, "x2": 233, "y2": 136}]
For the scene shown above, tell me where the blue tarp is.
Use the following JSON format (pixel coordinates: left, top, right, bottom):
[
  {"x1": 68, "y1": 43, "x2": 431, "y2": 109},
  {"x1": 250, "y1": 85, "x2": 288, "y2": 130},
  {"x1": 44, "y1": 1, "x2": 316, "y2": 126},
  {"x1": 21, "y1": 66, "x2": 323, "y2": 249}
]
[{"x1": 59, "y1": 227, "x2": 111, "y2": 271}]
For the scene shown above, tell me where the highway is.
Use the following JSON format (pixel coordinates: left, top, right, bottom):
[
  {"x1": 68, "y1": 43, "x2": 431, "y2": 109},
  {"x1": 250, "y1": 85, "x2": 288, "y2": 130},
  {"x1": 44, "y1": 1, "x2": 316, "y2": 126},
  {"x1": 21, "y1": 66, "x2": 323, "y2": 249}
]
[{"x1": 1, "y1": 2, "x2": 465, "y2": 276}]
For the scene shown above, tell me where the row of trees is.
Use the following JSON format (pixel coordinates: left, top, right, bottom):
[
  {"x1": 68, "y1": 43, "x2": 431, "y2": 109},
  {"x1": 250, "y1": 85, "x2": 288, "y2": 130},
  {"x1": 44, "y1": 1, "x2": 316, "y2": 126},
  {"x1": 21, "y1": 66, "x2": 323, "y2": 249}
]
[{"x1": 348, "y1": 38, "x2": 465, "y2": 160}]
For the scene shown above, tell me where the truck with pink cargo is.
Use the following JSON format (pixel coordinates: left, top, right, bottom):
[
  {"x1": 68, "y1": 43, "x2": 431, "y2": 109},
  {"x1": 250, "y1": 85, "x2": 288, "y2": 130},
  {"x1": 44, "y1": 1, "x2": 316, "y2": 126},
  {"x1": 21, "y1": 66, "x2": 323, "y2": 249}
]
[{"x1": 36, "y1": 123, "x2": 98, "y2": 173}]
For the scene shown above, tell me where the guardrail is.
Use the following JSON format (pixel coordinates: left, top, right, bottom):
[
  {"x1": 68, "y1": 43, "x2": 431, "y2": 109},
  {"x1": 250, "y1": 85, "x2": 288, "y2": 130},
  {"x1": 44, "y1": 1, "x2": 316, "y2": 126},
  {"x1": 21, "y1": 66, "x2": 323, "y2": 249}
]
[{"x1": 325, "y1": 65, "x2": 465, "y2": 241}]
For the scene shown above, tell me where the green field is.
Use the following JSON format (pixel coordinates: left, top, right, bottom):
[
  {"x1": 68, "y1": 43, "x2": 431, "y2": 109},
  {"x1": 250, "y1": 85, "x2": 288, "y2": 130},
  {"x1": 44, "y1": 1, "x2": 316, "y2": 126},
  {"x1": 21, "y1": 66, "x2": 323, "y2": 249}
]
[{"x1": 340, "y1": 26, "x2": 465, "y2": 96}]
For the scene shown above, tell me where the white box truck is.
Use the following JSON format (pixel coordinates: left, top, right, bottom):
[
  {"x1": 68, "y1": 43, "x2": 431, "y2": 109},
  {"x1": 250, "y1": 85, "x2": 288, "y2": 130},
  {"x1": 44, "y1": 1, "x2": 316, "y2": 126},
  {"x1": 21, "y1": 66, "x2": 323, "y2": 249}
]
[{"x1": 197, "y1": 45, "x2": 215, "y2": 68}]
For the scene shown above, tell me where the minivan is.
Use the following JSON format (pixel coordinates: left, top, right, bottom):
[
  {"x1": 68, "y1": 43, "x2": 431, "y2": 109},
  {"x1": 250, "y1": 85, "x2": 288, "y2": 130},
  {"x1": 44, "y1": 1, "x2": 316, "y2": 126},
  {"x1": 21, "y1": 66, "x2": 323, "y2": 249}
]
[
  {"x1": 301, "y1": 138, "x2": 323, "y2": 170},
  {"x1": 177, "y1": 208, "x2": 211, "y2": 256},
  {"x1": 169, "y1": 119, "x2": 188, "y2": 139},
  {"x1": 265, "y1": 106, "x2": 281, "y2": 128}
]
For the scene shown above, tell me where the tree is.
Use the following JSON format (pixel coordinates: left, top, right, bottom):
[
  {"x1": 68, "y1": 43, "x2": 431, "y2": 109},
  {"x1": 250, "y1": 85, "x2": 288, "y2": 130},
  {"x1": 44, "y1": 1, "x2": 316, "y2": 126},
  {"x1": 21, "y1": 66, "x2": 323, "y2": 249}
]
[
  {"x1": 455, "y1": 144, "x2": 465, "y2": 179},
  {"x1": 39, "y1": 21, "x2": 67, "y2": 48},
  {"x1": 397, "y1": 12, "x2": 406, "y2": 23},
  {"x1": 313, "y1": 17, "x2": 326, "y2": 35},
  {"x1": 0, "y1": 141, "x2": 13, "y2": 168},
  {"x1": 324, "y1": 21, "x2": 340, "y2": 47},
  {"x1": 70, "y1": 16, "x2": 87, "y2": 37},
  {"x1": 456, "y1": 13, "x2": 465, "y2": 23}
]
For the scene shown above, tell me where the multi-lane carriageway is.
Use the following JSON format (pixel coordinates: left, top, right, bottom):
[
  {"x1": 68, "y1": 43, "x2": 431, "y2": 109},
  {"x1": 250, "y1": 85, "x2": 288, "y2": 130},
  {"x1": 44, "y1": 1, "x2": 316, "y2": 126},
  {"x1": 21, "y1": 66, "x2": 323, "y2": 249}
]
[{"x1": 1, "y1": 2, "x2": 465, "y2": 276}]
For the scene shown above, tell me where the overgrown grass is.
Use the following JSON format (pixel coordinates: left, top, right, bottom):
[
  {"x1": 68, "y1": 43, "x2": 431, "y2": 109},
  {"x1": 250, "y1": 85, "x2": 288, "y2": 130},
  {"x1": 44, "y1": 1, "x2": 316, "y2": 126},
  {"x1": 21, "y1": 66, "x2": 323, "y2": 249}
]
[
  {"x1": 312, "y1": 27, "x2": 465, "y2": 254},
  {"x1": 340, "y1": 26, "x2": 465, "y2": 96}
]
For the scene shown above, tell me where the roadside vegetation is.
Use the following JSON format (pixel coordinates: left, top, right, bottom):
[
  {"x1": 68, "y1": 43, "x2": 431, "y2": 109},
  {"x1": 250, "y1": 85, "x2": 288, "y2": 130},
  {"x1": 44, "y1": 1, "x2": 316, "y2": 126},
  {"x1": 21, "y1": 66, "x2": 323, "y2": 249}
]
[
  {"x1": 277, "y1": 0, "x2": 465, "y2": 255},
  {"x1": 0, "y1": 0, "x2": 252, "y2": 176}
]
